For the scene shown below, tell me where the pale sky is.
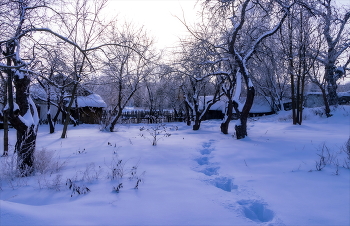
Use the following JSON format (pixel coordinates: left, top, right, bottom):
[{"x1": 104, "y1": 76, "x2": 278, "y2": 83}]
[
  {"x1": 106, "y1": 0, "x2": 349, "y2": 50},
  {"x1": 106, "y1": 0, "x2": 199, "y2": 49}
]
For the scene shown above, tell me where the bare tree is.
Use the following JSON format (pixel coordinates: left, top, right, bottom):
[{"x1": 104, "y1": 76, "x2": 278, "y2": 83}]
[
  {"x1": 0, "y1": 0, "x2": 46, "y2": 175},
  {"x1": 250, "y1": 31, "x2": 290, "y2": 113},
  {"x1": 34, "y1": 44, "x2": 73, "y2": 133},
  {"x1": 99, "y1": 22, "x2": 157, "y2": 132},
  {"x1": 0, "y1": 0, "x2": 143, "y2": 175},
  {"x1": 307, "y1": 0, "x2": 350, "y2": 108},
  {"x1": 282, "y1": 3, "x2": 316, "y2": 123},
  {"x1": 202, "y1": 0, "x2": 290, "y2": 138},
  {"x1": 58, "y1": 0, "x2": 110, "y2": 138},
  {"x1": 176, "y1": 37, "x2": 224, "y2": 130}
]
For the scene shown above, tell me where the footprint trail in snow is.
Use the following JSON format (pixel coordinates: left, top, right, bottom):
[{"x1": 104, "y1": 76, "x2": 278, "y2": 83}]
[{"x1": 192, "y1": 139, "x2": 284, "y2": 225}]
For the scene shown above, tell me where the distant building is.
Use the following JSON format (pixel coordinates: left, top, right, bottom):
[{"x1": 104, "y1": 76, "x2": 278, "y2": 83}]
[
  {"x1": 68, "y1": 94, "x2": 107, "y2": 124},
  {"x1": 31, "y1": 74, "x2": 107, "y2": 124},
  {"x1": 304, "y1": 91, "x2": 350, "y2": 108},
  {"x1": 199, "y1": 95, "x2": 275, "y2": 120}
]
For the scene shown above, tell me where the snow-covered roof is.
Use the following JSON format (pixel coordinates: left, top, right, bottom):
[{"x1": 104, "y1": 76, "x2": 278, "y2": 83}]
[
  {"x1": 199, "y1": 95, "x2": 273, "y2": 113},
  {"x1": 199, "y1": 96, "x2": 226, "y2": 112},
  {"x1": 249, "y1": 96, "x2": 273, "y2": 113},
  {"x1": 69, "y1": 94, "x2": 107, "y2": 108},
  {"x1": 305, "y1": 91, "x2": 350, "y2": 97},
  {"x1": 338, "y1": 91, "x2": 350, "y2": 97}
]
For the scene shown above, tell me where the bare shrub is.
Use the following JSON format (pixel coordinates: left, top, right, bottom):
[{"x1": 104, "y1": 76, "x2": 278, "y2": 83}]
[
  {"x1": 0, "y1": 148, "x2": 66, "y2": 190},
  {"x1": 106, "y1": 157, "x2": 126, "y2": 180},
  {"x1": 315, "y1": 143, "x2": 335, "y2": 171},
  {"x1": 0, "y1": 154, "x2": 29, "y2": 189},
  {"x1": 66, "y1": 178, "x2": 90, "y2": 197},
  {"x1": 113, "y1": 183, "x2": 123, "y2": 193},
  {"x1": 37, "y1": 174, "x2": 63, "y2": 191},
  {"x1": 34, "y1": 148, "x2": 66, "y2": 175},
  {"x1": 82, "y1": 162, "x2": 103, "y2": 182},
  {"x1": 139, "y1": 124, "x2": 171, "y2": 146},
  {"x1": 342, "y1": 137, "x2": 350, "y2": 169}
]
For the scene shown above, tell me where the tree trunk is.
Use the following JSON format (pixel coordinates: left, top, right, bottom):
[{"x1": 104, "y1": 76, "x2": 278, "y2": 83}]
[
  {"x1": 235, "y1": 117, "x2": 248, "y2": 140},
  {"x1": 193, "y1": 114, "x2": 201, "y2": 130},
  {"x1": 321, "y1": 87, "x2": 332, "y2": 117},
  {"x1": 2, "y1": 80, "x2": 8, "y2": 156},
  {"x1": 193, "y1": 123, "x2": 200, "y2": 130},
  {"x1": 109, "y1": 110, "x2": 122, "y2": 132},
  {"x1": 61, "y1": 82, "x2": 78, "y2": 138},
  {"x1": 3, "y1": 111, "x2": 9, "y2": 156},
  {"x1": 221, "y1": 100, "x2": 233, "y2": 134},
  {"x1": 184, "y1": 102, "x2": 191, "y2": 126},
  {"x1": 9, "y1": 74, "x2": 38, "y2": 176},
  {"x1": 325, "y1": 65, "x2": 338, "y2": 106},
  {"x1": 235, "y1": 86, "x2": 255, "y2": 139},
  {"x1": 16, "y1": 125, "x2": 37, "y2": 176},
  {"x1": 47, "y1": 86, "x2": 55, "y2": 133},
  {"x1": 48, "y1": 112, "x2": 55, "y2": 134}
]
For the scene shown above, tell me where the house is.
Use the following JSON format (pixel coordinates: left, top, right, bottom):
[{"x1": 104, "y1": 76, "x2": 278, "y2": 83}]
[
  {"x1": 31, "y1": 75, "x2": 107, "y2": 124},
  {"x1": 304, "y1": 91, "x2": 350, "y2": 107},
  {"x1": 199, "y1": 95, "x2": 275, "y2": 120},
  {"x1": 68, "y1": 94, "x2": 107, "y2": 124}
]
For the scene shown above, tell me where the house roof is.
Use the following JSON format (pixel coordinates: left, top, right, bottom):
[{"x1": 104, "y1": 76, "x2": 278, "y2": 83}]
[{"x1": 305, "y1": 91, "x2": 350, "y2": 97}]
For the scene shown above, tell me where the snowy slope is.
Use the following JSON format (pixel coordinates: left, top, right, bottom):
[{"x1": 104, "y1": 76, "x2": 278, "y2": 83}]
[{"x1": 1, "y1": 106, "x2": 349, "y2": 225}]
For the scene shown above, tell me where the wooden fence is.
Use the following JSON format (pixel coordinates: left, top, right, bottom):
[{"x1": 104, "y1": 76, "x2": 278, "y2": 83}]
[{"x1": 119, "y1": 110, "x2": 184, "y2": 124}]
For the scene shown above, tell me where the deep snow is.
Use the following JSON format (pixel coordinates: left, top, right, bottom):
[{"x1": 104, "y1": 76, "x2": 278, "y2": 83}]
[{"x1": 1, "y1": 106, "x2": 349, "y2": 226}]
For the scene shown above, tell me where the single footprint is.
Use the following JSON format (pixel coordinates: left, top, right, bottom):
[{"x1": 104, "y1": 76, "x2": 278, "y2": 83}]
[
  {"x1": 212, "y1": 177, "x2": 238, "y2": 192},
  {"x1": 237, "y1": 200, "x2": 274, "y2": 223}
]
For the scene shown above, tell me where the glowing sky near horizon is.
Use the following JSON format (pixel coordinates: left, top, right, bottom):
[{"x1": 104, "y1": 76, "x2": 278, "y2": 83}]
[
  {"x1": 106, "y1": 0, "x2": 350, "y2": 50},
  {"x1": 106, "y1": 0, "x2": 199, "y2": 49}
]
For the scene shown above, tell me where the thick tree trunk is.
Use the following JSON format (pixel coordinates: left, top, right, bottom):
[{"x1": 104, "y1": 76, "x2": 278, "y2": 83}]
[
  {"x1": 235, "y1": 86, "x2": 255, "y2": 139},
  {"x1": 325, "y1": 65, "x2": 338, "y2": 106},
  {"x1": 193, "y1": 122, "x2": 200, "y2": 130},
  {"x1": 184, "y1": 102, "x2": 191, "y2": 126},
  {"x1": 235, "y1": 117, "x2": 248, "y2": 140},
  {"x1": 48, "y1": 112, "x2": 55, "y2": 134},
  {"x1": 16, "y1": 125, "x2": 37, "y2": 176},
  {"x1": 8, "y1": 74, "x2": 38, "y2": 176},
  {"x1": 193, "y1": 115, "x2": 201, "y2": 130}
]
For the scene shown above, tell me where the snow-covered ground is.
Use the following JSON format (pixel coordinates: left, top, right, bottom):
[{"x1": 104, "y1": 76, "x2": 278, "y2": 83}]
[{"x1": 1, "y1": 106, "x2": 349, "y2": 226}]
